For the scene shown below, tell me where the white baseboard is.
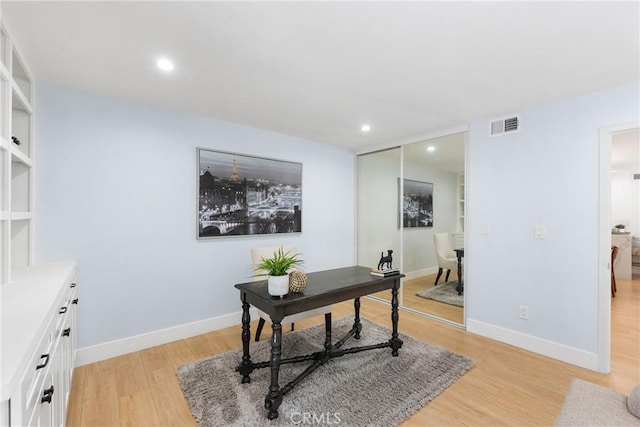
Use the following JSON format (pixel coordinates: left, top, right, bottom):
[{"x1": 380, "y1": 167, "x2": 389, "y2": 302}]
[
  {"x1": 75, "y1": 308, "x2": 255, "y2": 367},
  {"x1": 466, "y1": 318, "x2": 599, "y2": 371},
  {"x1": 404, "y1": 266, "x2": 439, "y2": 281}
]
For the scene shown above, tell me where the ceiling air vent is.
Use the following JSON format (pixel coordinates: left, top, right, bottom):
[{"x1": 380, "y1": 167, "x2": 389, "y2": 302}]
[{"x1": 490, "y1": 115, "x2": 520, "y2": 136}]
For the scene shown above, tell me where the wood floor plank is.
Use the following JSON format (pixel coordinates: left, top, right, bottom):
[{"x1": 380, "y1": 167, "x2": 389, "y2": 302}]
[
  {"x1": 113, "y1": 353, "x2": 149, "y2": 397},
  {"x1": 66, "y1": 276, "x2": 639, "y2": 426},
  {"x1": 403, "y1": 274, "x2": 464, "y2": 324},
  {"x1": 112, "y1": 353, "x2": 161, "y2": 426},
  {"x1": 140, "y1": 345, "x2": 197, "y2": 427},
  {"x1": 80, "y1": 359, "x2": 119, "y2": 426},
  {"x1": 164, "y1": 339, "x2": 199, "y2": 368},
  {"x1": 64, "y1": 365, "x2": 86, "y2": 427}
]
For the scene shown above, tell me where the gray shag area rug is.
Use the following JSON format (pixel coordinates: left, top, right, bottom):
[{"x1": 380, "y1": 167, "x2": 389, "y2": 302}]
[
  {"x1": 416, "y1": 281, "x2": 464, "y2": 307},
  {"x1": 177, "y1": 316, "x2": 473, "y2": 427}
]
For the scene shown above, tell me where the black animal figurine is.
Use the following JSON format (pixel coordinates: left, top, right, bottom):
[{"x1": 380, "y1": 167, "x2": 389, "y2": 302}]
[{"x1": 377, "y1": 249, "x2": 393, "y2": 270}]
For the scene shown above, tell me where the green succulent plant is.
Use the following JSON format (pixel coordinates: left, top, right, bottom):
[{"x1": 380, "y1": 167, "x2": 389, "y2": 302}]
[{"x1": 254, "y1": 247, "x2": 302, "y2": 277}]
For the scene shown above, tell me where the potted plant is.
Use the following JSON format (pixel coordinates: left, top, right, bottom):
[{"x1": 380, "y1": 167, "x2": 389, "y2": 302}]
[{"x1": 254, "y1": 247, "x2": 303, "y2": 297}]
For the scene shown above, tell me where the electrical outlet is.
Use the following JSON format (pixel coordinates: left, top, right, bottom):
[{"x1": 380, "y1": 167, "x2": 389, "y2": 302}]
[{"x1": 518, "y1": 305, "x2": 529, "y2": 320}]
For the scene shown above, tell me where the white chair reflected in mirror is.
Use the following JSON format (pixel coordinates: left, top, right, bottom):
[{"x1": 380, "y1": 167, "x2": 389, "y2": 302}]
[
  {"x1": 433, "y1": 233, "x2": 460, "y2": 286},
  {"x1": 251, "y1": 246, "x2": 332, "y2": 341}
]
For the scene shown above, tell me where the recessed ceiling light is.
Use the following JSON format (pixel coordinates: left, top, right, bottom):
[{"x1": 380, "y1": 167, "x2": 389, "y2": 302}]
[
  {"x1": 361, "y1": 124, "x2": 371, "y2": 132},
  {"x1": 157, "y1": 57, "x2": 174, "y2": 72},
  {"x1": 427, "y1": 146, "x2": 436, "y2": 152}
]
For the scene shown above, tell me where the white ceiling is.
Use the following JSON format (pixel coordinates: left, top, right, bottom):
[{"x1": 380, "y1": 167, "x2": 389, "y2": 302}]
[
  {"x1": 2, "y1": 1, "x2": 639, "y2": 153},
  {"x1": 404, "y1": 132, "x2": 466, "y2": 174}
]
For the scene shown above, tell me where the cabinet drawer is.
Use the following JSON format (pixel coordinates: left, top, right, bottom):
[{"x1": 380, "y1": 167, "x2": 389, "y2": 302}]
[
  {"x1": 2, "y1": 263, "x2": 77, "y2": 427},
  {"x1": 19, "y1": 323, "x2": 54, "y2": 424},
  {"x1": 54, "y1": 289, "x2": 73, "y2": 344}
]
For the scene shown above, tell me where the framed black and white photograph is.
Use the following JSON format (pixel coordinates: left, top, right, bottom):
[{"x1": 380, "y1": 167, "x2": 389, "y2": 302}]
[
  {"x1": 197, "y1": 148, "x2": 302, "y2": 238},
  {"x1": 400, "y1": 178, "x2": 433, "y2": 228}
]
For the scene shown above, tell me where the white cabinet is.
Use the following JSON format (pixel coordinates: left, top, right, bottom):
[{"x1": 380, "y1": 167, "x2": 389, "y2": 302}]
[
  {"x1": 1, "y1": 262, "x2": 77, "y2": 427},
  {"x1": 0, "y1": 17, "x2": 34, "y2": 284}
]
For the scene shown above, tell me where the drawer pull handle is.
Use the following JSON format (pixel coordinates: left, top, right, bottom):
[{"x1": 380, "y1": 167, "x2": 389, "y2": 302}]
[
  {"x1": 72, "y1": 298, "x2": 79, "y2": 305},
  {"x1": 59, "y1": 306, "x2": 68, "y2": 314},
  {"x1": 63, "y1": 328, "x2": 71, "y2": 337},
  {"x1": 36, "y1": 354, "x2": 50, "y2": 370},
  {"x1": 70, "y1": 283, "x2": 76, "y2": 288},
  {"x1": 41, "y1": 386, "x2": 54, "y2": 404}
]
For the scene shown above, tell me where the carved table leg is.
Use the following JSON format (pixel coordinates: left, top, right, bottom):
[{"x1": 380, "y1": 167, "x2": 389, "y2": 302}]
[
  {"x1": 353, "y1": 297, "x2": 362, "y2": 339},
  {"x1": 238, "y1": 294, "x2": 253, "y2": 383},
  {"x1": 390, "y1": 279, "x2": 403, "y2": 356},
  {"x1": 324, "y1": 312, "x2": 333, "y2": 352},
  {"x1": 265, "y1": 321, "x2": 283, "y2": 420},
  {"x1": 456, "y1": 253, "x2": 463, "y2": 295}
]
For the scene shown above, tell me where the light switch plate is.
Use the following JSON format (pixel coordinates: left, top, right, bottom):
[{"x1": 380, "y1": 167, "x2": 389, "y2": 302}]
[
  {"x1": 534, "y1": 225, "x2": 546, "y2": 239},
  {"x1": 481, "y1": 223, "x2": 490, "y2": 234}
]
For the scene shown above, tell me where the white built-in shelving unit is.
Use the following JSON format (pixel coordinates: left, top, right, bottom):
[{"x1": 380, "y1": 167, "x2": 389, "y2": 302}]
[
  {"x1": 452, "y1": 173, "x2": 465, "y2": 249},
  {"x1": 457, "y1": 173, "x2": 465, "y2": 232},
  {"x1": 0, "y1": 18, "x2": 34, "y2": 285},
  {"x1": 1, "y1": 14, "x2": 78, "y2": 427}
]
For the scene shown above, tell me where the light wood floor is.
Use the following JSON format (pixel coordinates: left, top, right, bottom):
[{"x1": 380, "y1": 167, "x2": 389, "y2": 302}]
[
  {"x1": 66, "y1": 277, "x2": 639, "y2": 426},
  {"x1": 403, "y1": 275, "x2": 464, "y2": 324},
  {"x1": 371, "y1": 272, "x2": 464, "y2": 324}
]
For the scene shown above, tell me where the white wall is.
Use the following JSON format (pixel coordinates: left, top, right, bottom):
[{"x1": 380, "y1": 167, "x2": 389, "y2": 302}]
[
  {"x1": 35, "y1": 83, "x2": 356, "y2": 350},
  {"x1": 466, "y1": 82, "x2": 640, "y2": 368}
]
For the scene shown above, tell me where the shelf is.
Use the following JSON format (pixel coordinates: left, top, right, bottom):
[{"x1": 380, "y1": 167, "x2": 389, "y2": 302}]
[
  {"x1": 10, "y1": 80, "x2": 32, "y2": 114},
  {"x1": 11, "y1": 49, "x2": 32, "y2": 104},
  {"x1": 0, "y1": 25, "x2": 7, "y2": 72},
  {"x1": 457, "y1": 173, "x2": 465, "y2": 233},
  {"x1": 0, "y1": 221, "x2": 5, "y2": 283},
  {"x1": 0, "y1": 77, "x2": 7, "y2": 140},
  {"x1": 0, "y1": 149, "x2": 4, "y2": 212},
  {"x1": 10, "y1": 219, "x2": 30, "y2": 269},
  {"x1": 11, "y1": 157, "x2": 30, "y2": 212},
  {"x1": 10, "y1": 88, "x2": 31, "y2": 158},
  {"x1": 0, "y1": 63, "x2": 7, "y2": 81},
  {"x1": 10, "y1": 212, "x2": 32, "y2": 220},
  {"x1": 9, "y1": 145, "x2": 32, "y2": 167}
]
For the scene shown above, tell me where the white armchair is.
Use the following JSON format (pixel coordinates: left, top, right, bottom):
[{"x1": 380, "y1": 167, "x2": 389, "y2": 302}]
[
  {"x1": 433, "y1": 233, "x2": 460, "y2": 286},
  {"x1": 251, "y1": 245, "x2": 332, "y2": 341}
]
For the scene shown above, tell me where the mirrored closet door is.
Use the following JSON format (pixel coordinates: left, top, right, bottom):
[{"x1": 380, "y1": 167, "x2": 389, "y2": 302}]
[
  {"x1": 356, "y1": 132, "x2": 466, "y2": 326},
  {"x1": 401, "y1": 132, "x2": 465, "y2": 325},
  {"x1": 356, "y1": 147, "x2": 401, "y2": 303}
]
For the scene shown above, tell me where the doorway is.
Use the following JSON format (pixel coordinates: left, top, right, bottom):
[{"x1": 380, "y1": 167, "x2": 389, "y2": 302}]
[{"x1": 598, "y1": 124, "x2": 639, "y2": 373}]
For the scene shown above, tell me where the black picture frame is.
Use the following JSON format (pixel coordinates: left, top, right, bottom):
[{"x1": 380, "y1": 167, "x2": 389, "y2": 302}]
[
  {"x1": 197, "y1": 148, "x2": 302, "y2": 238},
  {"x1": 400, "y1": 178, "x2": 433, "y2": 228}
]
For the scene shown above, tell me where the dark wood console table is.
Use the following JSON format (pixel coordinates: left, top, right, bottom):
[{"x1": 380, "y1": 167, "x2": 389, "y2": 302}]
[{"x1": 235, "y1": 266, "x2": 405, "y2": 420}]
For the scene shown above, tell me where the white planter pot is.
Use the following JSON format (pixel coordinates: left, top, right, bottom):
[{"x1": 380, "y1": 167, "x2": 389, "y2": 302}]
[{"x1": 268, "y1": 275, "x2": 289, "y2": 297}]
